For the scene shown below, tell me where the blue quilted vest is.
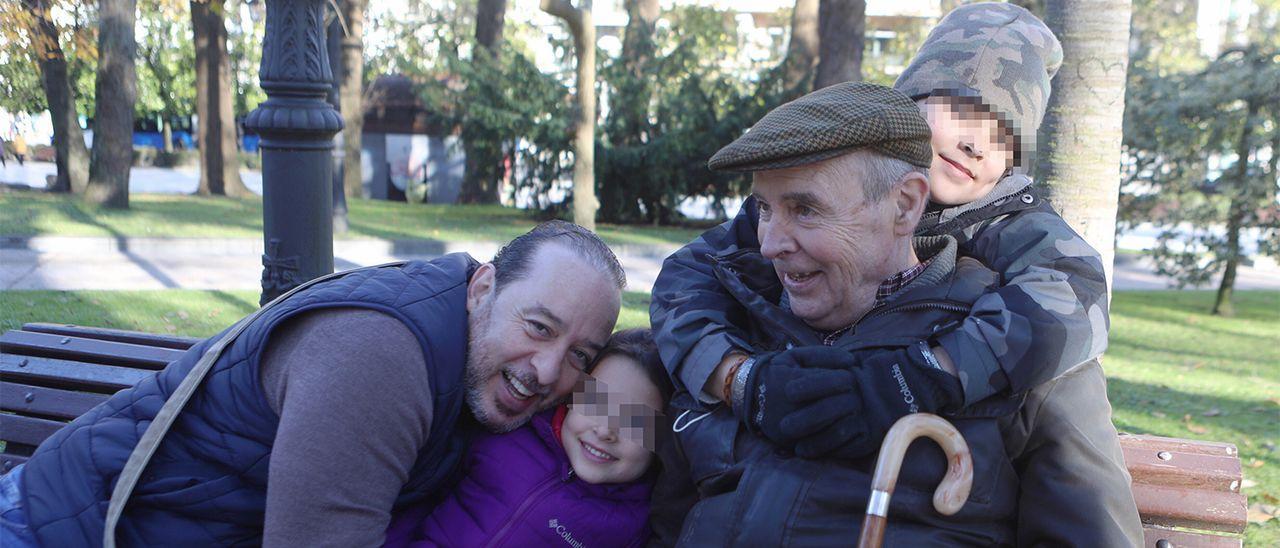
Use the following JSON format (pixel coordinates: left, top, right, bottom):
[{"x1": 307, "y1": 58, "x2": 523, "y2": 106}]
[{"x1": 19, "y1": 253, "x2": 479, "y2": 546}]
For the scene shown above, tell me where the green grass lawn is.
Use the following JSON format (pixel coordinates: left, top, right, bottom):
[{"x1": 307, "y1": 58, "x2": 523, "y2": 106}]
[
  {"x1": 2, "y1": 289, "x2": 1277, "y2": 543},
  {"x1": 0, "y1": 192, "x2": 707, "y2": 246}
]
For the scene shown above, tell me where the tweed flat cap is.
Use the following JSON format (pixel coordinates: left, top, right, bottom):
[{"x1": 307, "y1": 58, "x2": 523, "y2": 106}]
[{"x1": 708, "y1": 82, "x2": 932, "y2": 172}]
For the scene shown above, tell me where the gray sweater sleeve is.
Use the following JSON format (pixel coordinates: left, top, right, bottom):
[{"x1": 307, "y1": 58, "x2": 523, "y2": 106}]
[{"x1": 259, "y1": 308, "x2": 434, "y2": 548}]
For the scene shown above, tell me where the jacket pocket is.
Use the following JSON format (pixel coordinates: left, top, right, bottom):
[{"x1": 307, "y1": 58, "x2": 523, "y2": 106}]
[{"x1": 672, "y1": 404, "x2": 740, "y2": 486}]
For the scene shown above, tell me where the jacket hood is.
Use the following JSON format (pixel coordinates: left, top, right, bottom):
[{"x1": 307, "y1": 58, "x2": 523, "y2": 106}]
[{"x1": 894, "y1": 2, "x2": 1062, "y2": 173}]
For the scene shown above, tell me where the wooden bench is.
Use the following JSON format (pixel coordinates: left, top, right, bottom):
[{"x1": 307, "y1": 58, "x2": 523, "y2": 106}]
[
  {"x1": 0, "y1": 323, "x2": 1249, "y2": 546},
  {"x1": 1, "y1": 323, "x2": 199, "y2": 471}
]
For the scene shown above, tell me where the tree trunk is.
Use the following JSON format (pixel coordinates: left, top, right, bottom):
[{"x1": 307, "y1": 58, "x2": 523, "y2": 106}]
[
  {"x1": 85, "y1": 0, "x2": 137, "y2": 208},
  {"x1": 475, "y1": 0, "x2": 507, "y2": 53},
  {"x1": 782, "y1": 0, "x2": 820, "y2": 95},
  {"x1": 213, "y1": 0, "x2": 248, "y2": 197},
  {"x1": 339, "y1": 0, "x2": 365, "y2": 198},
  {"x1": 26, "y1": 0, "x2": 90, "y2": 194},
  {"x1": 1212, "y1": 99, "x2": 1260, "y2": 316},
  {"x1": 613, "y1": 0, "x2": 658, "y2": 146},
  {"x1": 193, "y1": 0, "x2": 249, "y2": 197},
  {"x1": 162, "y1": 120, "x2": 174, "y2": 153},
  {"x1": 192, "y1": 0, "x2": 211, "y2": 188},
  {"x1": 813, "y1": 0, "x2": 865, "y2": 90},
  {"x1": 1035, "y1": 0, "x2": 1132, "y2": 293},
  {"x1": 326, "y1": 8, "x2": 349, "y2": 233},
  {"x1": 460, "y1": 0, "x2": 508, "y2": 204},
  {"x1": 542, "y1": 0, "x2": 597, "y2": 232}
]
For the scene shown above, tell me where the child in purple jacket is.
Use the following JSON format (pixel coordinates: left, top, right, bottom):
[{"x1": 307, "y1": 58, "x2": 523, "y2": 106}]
[{"x1": 384, "y1": 328, "x2": 674, "y2": 548}]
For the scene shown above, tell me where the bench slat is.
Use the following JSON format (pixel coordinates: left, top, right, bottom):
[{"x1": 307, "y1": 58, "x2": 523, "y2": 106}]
[
  {"x1": 1132, "y1": 483, "x2": 1248, "y2": 533},
  {"x1": 0, "y1": 330, "x2": 184, "y2": 370},
  {"x1": 22, "y1": 323, "x2": 201, "y2": 350},
  {"x1": 1, "y1": 382, "x2": 111, "y2": 420},
  {"x1": 1124, "y1": 444, "x2": 1241, "y2": 492},
  {"x1": 1142, "y1": 525, "x2": 1241, "y2": 548},
  {"x1": 0, "y1": 414, "x2": 65, "y2": 447},
  {"x1": 1121, "y1": 433, "x2": 1238, "y2": 458},
  {"x1": 1, "y1": 354, "x2": 153, "y2": 393},
  {"x1": 2, "y1": 453, "x2": 29, "y2": 473}
]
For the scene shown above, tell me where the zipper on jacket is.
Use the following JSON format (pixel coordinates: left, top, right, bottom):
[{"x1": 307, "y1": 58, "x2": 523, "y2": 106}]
[
  {"x1": 484, "y1": 466, "x2": 576, "y2": 548},
  {"x1": 859, "y1": 300, "x2": 972, "y2": 330}
]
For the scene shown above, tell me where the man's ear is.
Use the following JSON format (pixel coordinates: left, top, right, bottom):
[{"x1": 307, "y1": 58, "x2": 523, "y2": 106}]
[
  {"x1": 893, "y1": 171, "x2": 930, "y2": 237},
  {"x1": 466, "y1": 263, "x2": 497, "y2": 313}
]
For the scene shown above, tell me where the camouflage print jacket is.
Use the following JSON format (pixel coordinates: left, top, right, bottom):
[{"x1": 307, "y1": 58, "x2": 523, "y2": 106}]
[
  {"x1": 648, "y1": 237, "x2": 1140, "y2": 546},
  {"x1": 649, "y1": 173, "x2": 1110, "y2": 407}
]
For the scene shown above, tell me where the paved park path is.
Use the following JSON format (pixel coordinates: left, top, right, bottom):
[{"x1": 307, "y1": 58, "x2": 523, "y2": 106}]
[
  {"x1": 4, "y1": 161, "x2": 1278, "y2": 293},
  {"x1": 4, "y1": 235, "x2": 1279, "y2": 293}
]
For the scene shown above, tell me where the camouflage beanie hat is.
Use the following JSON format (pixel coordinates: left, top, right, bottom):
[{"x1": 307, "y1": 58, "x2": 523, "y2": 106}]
[{"x1": 894, "y1": 2, "x2": 1062, "y2": 172}]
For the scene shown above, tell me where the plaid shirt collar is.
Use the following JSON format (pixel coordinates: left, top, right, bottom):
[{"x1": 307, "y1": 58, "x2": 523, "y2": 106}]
[
  {"x1": 875, "y1": 258, "x2": 932, "y2": 306},
  {"x1": 819, "y1": 258, "x2": 932, "y2": 345}
]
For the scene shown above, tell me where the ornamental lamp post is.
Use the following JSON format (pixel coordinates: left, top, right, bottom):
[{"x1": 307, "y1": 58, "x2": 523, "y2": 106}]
[{"x1": 243, "y1": 0, "x2": 343, "y2": 305}]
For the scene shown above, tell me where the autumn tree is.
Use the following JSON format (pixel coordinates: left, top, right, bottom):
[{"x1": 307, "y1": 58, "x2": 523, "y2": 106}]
[{"x1": 11, "y1": 0, "x2": 91, "y2": 193}]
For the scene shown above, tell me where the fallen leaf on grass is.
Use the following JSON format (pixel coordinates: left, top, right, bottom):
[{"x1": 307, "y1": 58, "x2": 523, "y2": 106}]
[
  {"x1": 1203, "y1": 407, "x2": 1223, "y2": 417},
  {"x1": 1263, "y1": 493, "x2": 1280, "y2": 504},
  {"x1": 1242, "y1": 479, "x2": 1258, "y2": 489},
  {"x1": 1151, "y1": 411, "x2": 1167, "y2": 419},
  {"x1": 1248, "y1": 503, "x2": 1278, "y2": 524},
  {"x1": 1183, "y1": 414, "x2": 1208, "y2": 434},
  {"x1": 1249, "y1": 459, "x2": 1265, "y2": 468},
  {"x1": 177, "y1": 310, "x2": 189, "y2": 320}
]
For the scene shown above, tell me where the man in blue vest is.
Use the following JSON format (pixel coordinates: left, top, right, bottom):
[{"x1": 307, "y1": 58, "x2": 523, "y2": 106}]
[{"x1": 0, "y1": 220, "x2": 626, "y2": 547}]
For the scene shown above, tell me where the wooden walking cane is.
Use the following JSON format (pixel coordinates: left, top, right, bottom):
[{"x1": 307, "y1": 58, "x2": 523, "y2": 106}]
[{"x1": 856, "y1": 413, "x2": 974, "y2": 548}]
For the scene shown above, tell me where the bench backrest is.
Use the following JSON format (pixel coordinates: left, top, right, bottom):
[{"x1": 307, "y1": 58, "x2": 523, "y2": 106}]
[
  {"x1": 0, "y1": 324, "x2": 1249, "y2": 545},
  {"x1": 0, "y1": 323, "x2": 198, "y2": 471}
]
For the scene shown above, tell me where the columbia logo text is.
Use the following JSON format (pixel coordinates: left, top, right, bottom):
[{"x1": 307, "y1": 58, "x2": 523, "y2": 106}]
[
  {"x1": 891, "y1": 363, "x2": 919, "y2": 413},
  {"x1": 548, "y1": 517, "x2": 584, "y2": 548}
]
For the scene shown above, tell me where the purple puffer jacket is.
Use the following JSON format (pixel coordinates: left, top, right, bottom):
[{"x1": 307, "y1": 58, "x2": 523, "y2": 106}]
[{"x1": 384, "y1": 407, "x2": 652, "y2": 548}]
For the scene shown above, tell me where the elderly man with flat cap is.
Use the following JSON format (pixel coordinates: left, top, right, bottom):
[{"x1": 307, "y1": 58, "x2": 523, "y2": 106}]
[{"x1": 647, "y1": 83, "x2": 1136, "y2": 546}]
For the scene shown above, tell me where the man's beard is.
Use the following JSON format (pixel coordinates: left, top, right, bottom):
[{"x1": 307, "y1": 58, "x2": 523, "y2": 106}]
[{"x1": 464, "y1": 304, "x2": 524, "y2": 434}]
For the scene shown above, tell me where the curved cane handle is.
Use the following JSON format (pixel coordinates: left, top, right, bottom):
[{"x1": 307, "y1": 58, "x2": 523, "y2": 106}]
[{"x1": 857, "y1": 413, "x2": 973, "y2": 548}]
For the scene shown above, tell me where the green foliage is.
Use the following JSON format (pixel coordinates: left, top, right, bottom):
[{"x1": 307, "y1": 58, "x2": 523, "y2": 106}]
[
  {"x1": 595, "y1": 6, "x2": 789, "y2": 224},
  {"x1": 450, "y1": 47, "x2": 575, "y2": 209},
  {"x1": 229, "y1": 0, "x2": 266, "y2": 117},
  {"x1": 1121, "y1": 44, "x2": 1280, "y2": 289},
  {"x1": 136, "y1": 1, "x2": 195, "y2": 120},
  {"x1": 0, "y1": 47, "x2": 47, "y2": 114}
]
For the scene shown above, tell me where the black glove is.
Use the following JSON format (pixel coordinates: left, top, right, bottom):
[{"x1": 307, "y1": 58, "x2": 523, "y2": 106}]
[
  {"x1": 774, "y1": 343, "x2": 964, "y2": 459},
  {"x1": 732, "y1": 351, "x2": 816, "y2": 443}
]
